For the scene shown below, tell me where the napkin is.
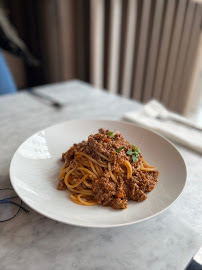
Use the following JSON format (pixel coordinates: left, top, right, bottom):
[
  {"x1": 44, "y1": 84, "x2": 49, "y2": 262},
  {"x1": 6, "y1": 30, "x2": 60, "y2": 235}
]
[{"x1": 123, "y1": 100, "x2": 202, "y2": 154}]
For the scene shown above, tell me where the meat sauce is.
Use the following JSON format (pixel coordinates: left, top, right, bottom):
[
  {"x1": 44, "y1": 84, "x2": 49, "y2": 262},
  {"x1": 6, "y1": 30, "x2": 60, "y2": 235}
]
[{"x1": 60, "y1": 129, "x2": 159, "y2": 209}]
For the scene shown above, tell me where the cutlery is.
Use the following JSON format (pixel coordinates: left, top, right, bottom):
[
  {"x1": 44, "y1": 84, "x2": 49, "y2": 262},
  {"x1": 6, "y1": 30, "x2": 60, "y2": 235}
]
[
  {"x1": 144, "y1": 100, "x2": 202, "y2": 131},
  {"x1": 27, "y1": 88, "x2": 63, "y2": 109}
]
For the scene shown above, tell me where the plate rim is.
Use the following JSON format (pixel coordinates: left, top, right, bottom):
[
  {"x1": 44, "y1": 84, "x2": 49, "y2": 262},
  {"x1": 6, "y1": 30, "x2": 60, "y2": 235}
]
[{"x1": 9, "y1": 119, "x2": 187, "y2": 228}]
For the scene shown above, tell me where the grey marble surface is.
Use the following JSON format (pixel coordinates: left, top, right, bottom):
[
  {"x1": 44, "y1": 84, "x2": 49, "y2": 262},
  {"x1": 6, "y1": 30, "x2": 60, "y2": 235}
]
[{"x1": 0, "y1": 80, "x2": 201, "y2": 270}]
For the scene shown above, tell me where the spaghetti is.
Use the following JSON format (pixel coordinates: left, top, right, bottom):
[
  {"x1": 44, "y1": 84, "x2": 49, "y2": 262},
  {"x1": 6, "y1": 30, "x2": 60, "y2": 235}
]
[{"x1": 57, "y1": 128, "x2": 159, "y2": 209}]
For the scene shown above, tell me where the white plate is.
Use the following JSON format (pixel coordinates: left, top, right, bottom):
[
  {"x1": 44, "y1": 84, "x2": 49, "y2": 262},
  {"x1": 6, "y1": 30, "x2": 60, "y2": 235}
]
[{"x1": 10, "y1": 120, "x2": 186, "y2": 228}]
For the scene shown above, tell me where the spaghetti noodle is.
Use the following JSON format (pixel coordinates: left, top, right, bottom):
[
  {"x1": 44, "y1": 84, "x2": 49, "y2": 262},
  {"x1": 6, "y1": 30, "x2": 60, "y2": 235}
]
[{"x1": 57, "y1": 128, "x2": 159, "y2": 209}]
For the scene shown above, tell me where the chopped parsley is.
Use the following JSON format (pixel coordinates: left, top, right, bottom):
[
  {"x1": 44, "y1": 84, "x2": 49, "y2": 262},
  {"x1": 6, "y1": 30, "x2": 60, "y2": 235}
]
[
  {"x1": 126, "y1": 149, "x2": 133, "y2": 155},
  {"x1": 132, "y1": 155, "x2": 138, "y2": 163},
  {"x1": 108, "y1": 131, "x2": 115, "y2": 138},
  {"x1": 132, "y1": 145, "x2": 136, "y2": 150},
  {"x1": 127, "y1": 145, "x2": 140, "y2": 163},
  {"x1": 116, "y1": 147, "x2": 125, "y2": 153}
]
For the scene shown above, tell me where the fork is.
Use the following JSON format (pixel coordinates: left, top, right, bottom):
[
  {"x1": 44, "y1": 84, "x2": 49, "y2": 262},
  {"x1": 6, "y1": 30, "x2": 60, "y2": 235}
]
[{"x1": 144, "y1": 100, "x2": 202, "y2": 131}]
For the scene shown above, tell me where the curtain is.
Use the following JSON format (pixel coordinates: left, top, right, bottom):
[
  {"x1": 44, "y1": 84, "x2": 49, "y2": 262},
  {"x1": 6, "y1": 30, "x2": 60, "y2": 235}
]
[{"x1": 2, "y1": 0, "x2": 202, "y2": 115}]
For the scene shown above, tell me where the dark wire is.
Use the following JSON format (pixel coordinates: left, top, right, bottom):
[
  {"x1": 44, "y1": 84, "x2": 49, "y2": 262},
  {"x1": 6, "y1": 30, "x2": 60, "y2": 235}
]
[{"x1": 0, "y1": 188, "x2": 30, "y2": 222}]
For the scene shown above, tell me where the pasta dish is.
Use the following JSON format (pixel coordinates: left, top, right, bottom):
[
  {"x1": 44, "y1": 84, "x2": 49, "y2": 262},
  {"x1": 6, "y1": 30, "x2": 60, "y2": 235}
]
[{"x1": 57, "y1": 129, "x2": 159, "y2": 209}]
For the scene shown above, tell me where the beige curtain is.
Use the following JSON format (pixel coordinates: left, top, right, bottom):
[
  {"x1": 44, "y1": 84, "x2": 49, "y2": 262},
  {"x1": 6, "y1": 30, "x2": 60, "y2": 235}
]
[{"x1": 39, "y1": 0, "x2": 202, "y2": 115}]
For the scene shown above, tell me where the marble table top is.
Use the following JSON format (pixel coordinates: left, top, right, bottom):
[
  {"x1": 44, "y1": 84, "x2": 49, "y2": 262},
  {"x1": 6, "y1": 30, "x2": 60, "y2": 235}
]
[{"x1": 0, "y1": 80, "x2": 201, "y2": 270}]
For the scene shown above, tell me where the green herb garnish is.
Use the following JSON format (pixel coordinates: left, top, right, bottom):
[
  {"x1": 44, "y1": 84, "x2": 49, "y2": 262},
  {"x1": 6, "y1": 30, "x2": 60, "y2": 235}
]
[
  {"x1": 127, "y1": 145, "x2": 140, "y2": 163},
  {"x1": 126, "y1": 149, "x2": 133, "y2": 155},
  {"x1": 132, "y1": 145, "x2": 136, "y2": 150},
  {"x1": 108, "y1": 131, "x2": 115, "y2": 138},
  {"x1": 116, "y1": 147, "x2": 125, "y2": 153},
  {"x1": 132, "y1": 155, "x2": 138, "y2": 163}
]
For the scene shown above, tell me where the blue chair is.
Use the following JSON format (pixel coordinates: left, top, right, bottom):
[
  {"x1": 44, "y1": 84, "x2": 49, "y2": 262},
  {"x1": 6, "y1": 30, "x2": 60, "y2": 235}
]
[{"x1": 0, "y1": 51, "x2": 17, "y2": 95}]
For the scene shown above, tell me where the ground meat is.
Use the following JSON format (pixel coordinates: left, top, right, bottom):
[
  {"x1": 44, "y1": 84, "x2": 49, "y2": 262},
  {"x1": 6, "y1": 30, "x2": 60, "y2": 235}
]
[
  {"x1": 136, "y1": 170, "x2": 159, "y2": 192},
  {"x1": 115, "y1": 179, "x2": 128, "y2": 199},
  {"x1": 57, "y1": 179, "x2": 67, "y2": 190},
  {"x1": 111, "y1": 198, "x2": 128, "y2": 209},
  {"x1": 92, "y1": 175, "x2": 128, "y2": 209},
  {"x1": 69, "y1": 159, "x2": 78, "y2": 169},
  {"x1": 88, "y1": 129, "x2": 131, "y2": 164},
  {"x1": 92, "y1": 171, "x2": 116, "y2": 206},
  {"x1": 61, "y1": 128, "x2": 159, "y2": 209},
  {"x1": 128, "y1": 177, "x2": 147, "y2": 201}
]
